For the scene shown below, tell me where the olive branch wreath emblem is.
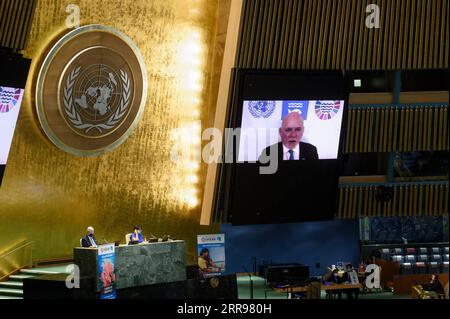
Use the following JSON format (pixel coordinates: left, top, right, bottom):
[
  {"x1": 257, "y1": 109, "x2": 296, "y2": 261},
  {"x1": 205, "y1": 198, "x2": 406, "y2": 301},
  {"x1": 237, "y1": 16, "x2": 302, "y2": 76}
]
[{"x1": 63, "y1": 66, "x2": 131, "y2": 134}]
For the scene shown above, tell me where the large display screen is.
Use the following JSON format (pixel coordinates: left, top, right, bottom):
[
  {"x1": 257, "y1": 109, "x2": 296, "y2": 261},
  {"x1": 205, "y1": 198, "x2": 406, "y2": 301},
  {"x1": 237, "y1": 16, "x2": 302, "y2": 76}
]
[
  {"x1": 0, "y1": 54, "x2": 30, "y2": 186},
  {"x1": 0, "y1": 86, "x2": 24, "y2": 165},
  {"x1": 223, "y1": 70, "x2": 348, "y2": 225},
  {"x1": 238, "y1": 100, "x2": 345, "y2": 162}
]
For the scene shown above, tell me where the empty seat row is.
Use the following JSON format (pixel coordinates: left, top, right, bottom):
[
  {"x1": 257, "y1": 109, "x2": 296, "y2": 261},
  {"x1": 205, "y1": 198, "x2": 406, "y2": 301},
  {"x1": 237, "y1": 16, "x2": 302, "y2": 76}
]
[
  {"x1": 379, "y1": 247, "x2": 449, "y2": 260},
  {"x1": 392, "y1": 254, "x2": 449, "y2": 263},
  {"x1": 391, "y1": 254, "x2": 449, "y2": 274}
]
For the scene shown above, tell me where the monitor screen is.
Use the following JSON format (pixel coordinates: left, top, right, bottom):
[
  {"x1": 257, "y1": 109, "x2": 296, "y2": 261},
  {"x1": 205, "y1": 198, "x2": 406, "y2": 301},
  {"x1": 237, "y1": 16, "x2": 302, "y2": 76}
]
[
  {"x1": 238, "y1": 99, "x2": 345, "y2": 162},
  {"x1": 0, "y1": 86, "x2": 25, "y2": 165},
  {"x1": 223, "y1": 70, "x2": 348, "y2": 225}
]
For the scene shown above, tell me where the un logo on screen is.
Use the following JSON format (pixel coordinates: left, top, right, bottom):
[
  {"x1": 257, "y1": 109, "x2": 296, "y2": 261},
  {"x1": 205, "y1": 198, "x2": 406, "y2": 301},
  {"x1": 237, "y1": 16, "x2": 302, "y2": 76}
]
[{"x1": 248, "y1": 101, "x2": 276, "y2": 118}]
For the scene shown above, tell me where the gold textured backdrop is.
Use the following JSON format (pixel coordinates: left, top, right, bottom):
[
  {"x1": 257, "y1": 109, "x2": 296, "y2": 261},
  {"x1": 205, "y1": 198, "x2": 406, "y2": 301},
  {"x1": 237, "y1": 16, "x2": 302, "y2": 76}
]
[{"x1": 0, "y1": 0, "x2": 226, "y2": 264}]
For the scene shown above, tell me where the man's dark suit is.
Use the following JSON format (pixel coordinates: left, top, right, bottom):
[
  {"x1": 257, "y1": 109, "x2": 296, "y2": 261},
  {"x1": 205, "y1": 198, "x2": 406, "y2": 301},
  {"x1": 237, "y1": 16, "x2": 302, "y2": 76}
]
[
  {"x1": 81, "y1": 235, "x2": 97, "y2": 247},
  {"x1": 258, "y1": 142, "x2": 319, "y2": 162}
]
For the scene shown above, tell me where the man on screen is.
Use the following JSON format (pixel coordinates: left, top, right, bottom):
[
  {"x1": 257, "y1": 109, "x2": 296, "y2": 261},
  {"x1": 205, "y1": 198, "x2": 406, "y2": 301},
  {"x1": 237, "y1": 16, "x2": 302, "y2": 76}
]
[{"x1": 259, "y1": 112, "x2": 318, "y2": 162}]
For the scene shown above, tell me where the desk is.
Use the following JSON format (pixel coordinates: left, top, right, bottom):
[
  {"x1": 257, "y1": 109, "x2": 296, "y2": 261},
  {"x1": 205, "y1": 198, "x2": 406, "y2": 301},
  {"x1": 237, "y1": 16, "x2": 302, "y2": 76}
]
[
  {"x1": 321, "y1": 283, "x2": 362, "y2": 291},
  {"x1": 74, "y1": 240, "x2": 186, "y2": 291}
]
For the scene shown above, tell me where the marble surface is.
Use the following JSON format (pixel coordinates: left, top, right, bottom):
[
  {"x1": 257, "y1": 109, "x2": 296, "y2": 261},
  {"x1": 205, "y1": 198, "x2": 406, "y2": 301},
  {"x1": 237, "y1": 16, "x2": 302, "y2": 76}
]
[{"x1": 74, "y1": 240, "x2": 186, "y2": 291}]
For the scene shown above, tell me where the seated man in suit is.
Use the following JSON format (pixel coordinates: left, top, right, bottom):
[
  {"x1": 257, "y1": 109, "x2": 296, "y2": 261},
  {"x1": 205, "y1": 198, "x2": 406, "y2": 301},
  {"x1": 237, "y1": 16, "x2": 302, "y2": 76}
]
[
  {"x1": 259, "y1": 112, "x2": 318, "y2": 163},
  {"x1": 81, "y1": 226, "x2": 98, "y2": 248}
]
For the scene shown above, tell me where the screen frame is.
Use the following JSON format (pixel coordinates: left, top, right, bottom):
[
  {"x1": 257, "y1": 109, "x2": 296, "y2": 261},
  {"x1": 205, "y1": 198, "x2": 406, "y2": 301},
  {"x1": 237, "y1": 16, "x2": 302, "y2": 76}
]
[{"x1": 219, "y1": 68, "x2": 350, "y2": 225}]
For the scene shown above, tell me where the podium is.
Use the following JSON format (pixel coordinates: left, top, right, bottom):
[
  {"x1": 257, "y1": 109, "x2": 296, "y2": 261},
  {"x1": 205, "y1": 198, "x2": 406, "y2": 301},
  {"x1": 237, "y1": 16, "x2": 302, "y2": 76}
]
[{"x1": 74, "y1": 240, "x2": 186, "y2": 291}]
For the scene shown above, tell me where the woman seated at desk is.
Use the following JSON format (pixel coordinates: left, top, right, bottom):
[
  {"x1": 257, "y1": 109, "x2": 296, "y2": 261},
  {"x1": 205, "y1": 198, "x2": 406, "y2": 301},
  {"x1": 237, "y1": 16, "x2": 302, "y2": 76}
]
[{"x1": 129, "y1": 225, "x2": 144, "y2": 244}]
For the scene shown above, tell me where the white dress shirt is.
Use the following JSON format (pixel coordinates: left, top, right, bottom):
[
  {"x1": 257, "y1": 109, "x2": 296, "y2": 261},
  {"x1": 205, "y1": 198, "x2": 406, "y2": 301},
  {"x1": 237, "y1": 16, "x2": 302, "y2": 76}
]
[{"x1": 283, "y1": 144, "x2": 300, "y2": 160}]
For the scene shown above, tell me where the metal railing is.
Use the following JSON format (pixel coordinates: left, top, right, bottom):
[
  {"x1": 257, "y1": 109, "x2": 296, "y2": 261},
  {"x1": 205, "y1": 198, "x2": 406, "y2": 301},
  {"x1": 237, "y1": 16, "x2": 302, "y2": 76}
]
[{"x1": 0, "y1": 241, "x2": 33, "y2": 281}]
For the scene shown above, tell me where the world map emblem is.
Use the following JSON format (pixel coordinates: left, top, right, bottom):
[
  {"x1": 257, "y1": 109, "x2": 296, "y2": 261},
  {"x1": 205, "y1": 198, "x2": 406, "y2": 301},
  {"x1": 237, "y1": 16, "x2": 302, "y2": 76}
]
[
  {"x1": 36, "y1": 25, "x2": 147, "y2": 156},
  {"x1": 62, "y1": 62, "x2": 131, "y2": 137},
  {"x1": 248, "y1": 101, "x2": 276, "y2": 118},
  {"x1": 314, "y1": 100, "x2": 341, "y2": 120},
  {"x1": 0, "y1": 87, "x2": 22, "y2": 113}
]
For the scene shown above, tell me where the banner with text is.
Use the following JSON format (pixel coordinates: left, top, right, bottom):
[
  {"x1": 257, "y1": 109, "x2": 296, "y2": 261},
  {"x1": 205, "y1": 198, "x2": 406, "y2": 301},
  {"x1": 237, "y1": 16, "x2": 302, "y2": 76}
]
[
  {"x1": 197, "y1": 234, "x2": 226, "y2": 278},
  {"x1": 98, "y1": 243, "x2": 116, "y2": 299}
]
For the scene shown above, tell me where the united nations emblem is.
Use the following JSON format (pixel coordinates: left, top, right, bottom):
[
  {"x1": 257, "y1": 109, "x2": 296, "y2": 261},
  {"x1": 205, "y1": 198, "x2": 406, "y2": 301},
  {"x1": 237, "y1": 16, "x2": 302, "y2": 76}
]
[
  {"x1": 36, "y1": 25, "x2": 147, "y2": 156},
  {"x1": 248, "y1": 100, "x2": 276, "y2": 118}
]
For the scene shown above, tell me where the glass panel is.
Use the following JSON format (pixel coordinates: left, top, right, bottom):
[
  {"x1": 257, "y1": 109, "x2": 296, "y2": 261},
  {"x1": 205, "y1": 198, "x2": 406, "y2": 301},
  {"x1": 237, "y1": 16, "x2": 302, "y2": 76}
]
[
  {"x1": 393, "y1": 151, "x2": 449, "y2": 180},
  {"x1": 368, "y1": 216, "x2": 444, "y2": 244}
]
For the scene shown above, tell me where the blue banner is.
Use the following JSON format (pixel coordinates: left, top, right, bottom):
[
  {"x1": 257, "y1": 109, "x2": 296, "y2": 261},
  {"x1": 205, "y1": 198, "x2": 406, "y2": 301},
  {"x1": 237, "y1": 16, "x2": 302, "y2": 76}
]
[
  {"x1": 281, "y1": 100, "x2": 309, "y2": 120},
  {"x1": 98, "y1": 243, "x2": 116, "y2": 299}
]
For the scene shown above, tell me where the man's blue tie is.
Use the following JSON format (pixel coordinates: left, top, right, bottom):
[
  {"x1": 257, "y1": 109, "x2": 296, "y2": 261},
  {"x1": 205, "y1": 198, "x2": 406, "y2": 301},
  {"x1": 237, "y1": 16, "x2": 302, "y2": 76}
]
[{"x1": 288, "y1": 149, "x2": 294, "y2": 160}]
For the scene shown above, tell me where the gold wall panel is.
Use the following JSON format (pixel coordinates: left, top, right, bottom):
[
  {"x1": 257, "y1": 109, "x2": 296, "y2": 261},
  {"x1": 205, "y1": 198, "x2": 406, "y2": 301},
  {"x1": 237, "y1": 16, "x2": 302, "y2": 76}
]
[{"x1": 0, "y1": 0, "x2": 224, "y2": 264}]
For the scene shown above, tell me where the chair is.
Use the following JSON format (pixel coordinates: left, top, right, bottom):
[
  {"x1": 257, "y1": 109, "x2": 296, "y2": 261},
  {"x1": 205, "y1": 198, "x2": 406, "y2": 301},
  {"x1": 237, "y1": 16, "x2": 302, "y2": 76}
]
[
  {"x1": 429, "y1": 255, "x2": 442, "y2": 273},
  {"x1": 380, "y1": 248, "x2": 390, "y2": 260},
  {"x1": 392, "y1": 255, "x2": 404, "y2": 273},
  {"x1": 406, "y1": 247, "x2": 416, "y2": 255},
  {"x1": 306, "y1": 282, "x2": 321, "y2": 299},
  {"x1": 392, "y1": 255, "x2": 404, "y2": 263},
  {"x1": 402, "y1": 255, "x2": 415, "y2": 274},
  {"x1": 412, "y1": 285, "x2": 426, "y2": 299},
  {"x1": 431, "y1": 247, "x2": 441, "y2": 255},
  {"x1": 392, "y1": 248, "x2": 403, "y2": 255},
  {"x1": 125, "y1": 233, "x2": 133, "y2": 245},
  {"x1": 418, "y1": 247, "x2": 428, "y2": 255},
  {"x1": 443, "y1": 254, "x2": 449, "y2": 272},
  {"x1": 413, "y1": 285, "x2": 442, "y2": 299},
  {"x1": 444, "y1": 247, "x2": 449, "y2": 255},
  {"x1": 415, "y1": 255, "x2": 428, "y2": 274}
]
